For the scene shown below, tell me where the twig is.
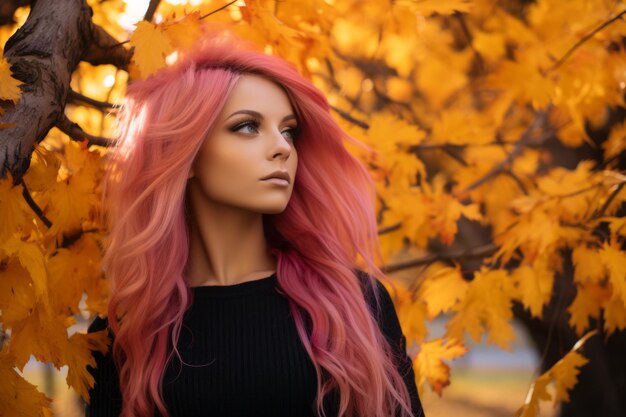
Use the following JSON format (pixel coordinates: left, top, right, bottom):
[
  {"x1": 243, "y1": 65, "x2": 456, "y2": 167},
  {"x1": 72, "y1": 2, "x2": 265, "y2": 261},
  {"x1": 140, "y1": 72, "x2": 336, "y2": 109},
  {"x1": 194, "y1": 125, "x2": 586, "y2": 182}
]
[
  {"x1": 20, "y1": 178, "x2": 52, "y2": 228},
  {"x1": 381, "y1": 243, "x2": 497, "y2": 274},
  {"x1": 459, "y1": 103, "x2": 554, "y2": 194},
  {"x1": 589, "y1": 180, "x2": 626, "y2": 220},
  {"x1": 330, "y1": 105, "x2": 369, "y2": 129},
  {"x1": 199, "y1": 0, "x2": 237, "y2": 20},
  {"x1": 378, "y1": 222, "x2": 402, "y2": 236},
  {"x1": 55, "y1": 114, "x2": 112, "y2": 147},
  {"x1": 67, "y1": 89, "x2": 116, "y2": 110},
  {"x1": 548, "y1": 8, "x2": 626, "y2": 71},
  {"x1": 83, "y1": 23, "x2": 132, "y2": 70},
  {"x1": 104, "y1": 0, "x2": 239, "y2": 49},
  {"x1": 143, "y1": 0, "x2": 161, "y2": 22}
]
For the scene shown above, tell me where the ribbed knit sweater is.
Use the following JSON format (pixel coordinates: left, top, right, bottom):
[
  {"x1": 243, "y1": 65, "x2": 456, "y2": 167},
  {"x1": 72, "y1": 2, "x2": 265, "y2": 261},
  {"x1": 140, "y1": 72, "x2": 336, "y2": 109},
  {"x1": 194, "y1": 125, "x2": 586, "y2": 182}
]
[{"x1": 85, "y1": 271, "x2": 425, "y2": 417}]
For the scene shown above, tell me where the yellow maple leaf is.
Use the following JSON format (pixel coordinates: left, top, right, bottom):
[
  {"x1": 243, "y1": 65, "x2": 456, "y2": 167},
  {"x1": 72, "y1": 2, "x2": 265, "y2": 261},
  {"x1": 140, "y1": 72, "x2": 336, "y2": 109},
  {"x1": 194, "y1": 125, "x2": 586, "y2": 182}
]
[
  {"x1": 0, "y1": 259, "x2": 37, "y2": 327},
  {"x1": 567, "y1": 281, "x2": 611, "y2": 336},
  {"x1": 0, "y1": 53, "x2": 23, "y2": 103},
  {"x1": 572, "y1": 245, "x2": 606, "y2": 284},
  {"x1": 396, "y1": 0, "x2": 474, "y2": 16},
  {"x1": 490, "y1": 208, "x2": 583, "y2": 264},
  {"x1": 512, "y1": 255, "x2": 555, "y2": 318},
  {"x1": 23, "y1": 144, "x2": 62, "y2": 193},
  {"x1": 414, "y1": 337, "x2": 468, "y2": 397},
  {"x1": 515, "y1": 373, "x2": 552, "y2": 417},
  {"x1": 603, "y1": 118, "x2": 626, "y2": 160},
  {"x1": 129, "y1": 20, "x2": 174, "y2": 79},
  {"x1": 516, "y1": 330, "x2": 595, "y2": 417},
  {"x1": 551, "y1": 351, "x2": 589, "y2": 403},
  {"x1": 162, "y1": 11, "x2": 203, "y2": 51},
  {"x1": 46, "y1": 170, "x2": 99, "y2": 237},
  {"x1": 0, "y1": 177, "x2": 31, "y2": 242},
  {"x1": 366, "y1": 112, "x2": 428, "y2": 155},
  {"x1": 424, "y1": 174, "x2": 483, "y2": 245},
  {"x1": 64, "y1": 330, "x2": 110, "y2": 401},
  {"x1": 0, "y1": 346, "x2": 53, "y2": 417},
  {"x1": 420, "y1": 263, "x2": 469, "y2": 318},
  {"x1": 603, "y1": 293, "x2": 626, "y2": 335},
  {"x1": 0, "y1": 236, "x2": 48, "y2": 300},
  {"x1": 8, "y1": 301, "x2": 67, "y2": 370},
  {"x1": 397, "y1": 297, "x2": 429, "y2": 345},
  {"x1": 430, "y1": 107, "x2": 496, "y2": 146},
  {"x1": 446, "y1": 267, "x2": 516, "y2": 350},
  {"x1": 598, "y1": 239, "x2": 626, "y2": 306},
  {"x1": 605, "y1": 216, "x2": 626, "y2": 238}
]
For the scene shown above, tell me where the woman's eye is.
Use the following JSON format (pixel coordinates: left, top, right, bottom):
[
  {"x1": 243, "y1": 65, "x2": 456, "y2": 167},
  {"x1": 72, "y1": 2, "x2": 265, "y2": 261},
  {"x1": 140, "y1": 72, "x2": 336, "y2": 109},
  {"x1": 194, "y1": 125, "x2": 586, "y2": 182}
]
[
  {"x1": 282, "y1": 127, "x2": 300, "y2": 140},
  {"x1": 230, "y1": 121, "x2": 258, "y2": 133}
]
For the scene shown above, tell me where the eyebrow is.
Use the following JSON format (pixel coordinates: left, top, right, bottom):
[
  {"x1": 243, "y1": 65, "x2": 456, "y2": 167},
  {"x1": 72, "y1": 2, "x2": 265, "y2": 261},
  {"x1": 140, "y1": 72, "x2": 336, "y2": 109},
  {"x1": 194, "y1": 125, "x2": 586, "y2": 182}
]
[{"x1": 225, "y1": 109, "x2": 296, "y2": 123}]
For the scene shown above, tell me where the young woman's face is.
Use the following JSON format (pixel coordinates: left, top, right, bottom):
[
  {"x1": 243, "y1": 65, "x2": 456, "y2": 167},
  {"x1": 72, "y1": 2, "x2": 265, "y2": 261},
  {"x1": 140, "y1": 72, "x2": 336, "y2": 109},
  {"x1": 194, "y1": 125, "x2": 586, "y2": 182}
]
[{"x1": 188, "y1": 74, "x2": 299, "y2": 214}]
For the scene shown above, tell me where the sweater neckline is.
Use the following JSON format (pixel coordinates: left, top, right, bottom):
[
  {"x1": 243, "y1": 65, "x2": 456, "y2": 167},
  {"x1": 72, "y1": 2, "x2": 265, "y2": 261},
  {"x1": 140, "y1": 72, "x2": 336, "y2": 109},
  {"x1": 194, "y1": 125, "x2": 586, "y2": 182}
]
[{"x1": 189, "y1": 271, "x2": 278, "y2": 297}]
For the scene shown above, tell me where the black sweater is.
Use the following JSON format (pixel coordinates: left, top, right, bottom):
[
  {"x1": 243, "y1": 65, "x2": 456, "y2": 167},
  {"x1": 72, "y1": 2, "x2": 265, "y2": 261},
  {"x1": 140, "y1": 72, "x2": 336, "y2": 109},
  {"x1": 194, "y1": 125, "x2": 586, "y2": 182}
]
[{"x1": 85, "y1": 271, "x2": 425, "y2": 417}]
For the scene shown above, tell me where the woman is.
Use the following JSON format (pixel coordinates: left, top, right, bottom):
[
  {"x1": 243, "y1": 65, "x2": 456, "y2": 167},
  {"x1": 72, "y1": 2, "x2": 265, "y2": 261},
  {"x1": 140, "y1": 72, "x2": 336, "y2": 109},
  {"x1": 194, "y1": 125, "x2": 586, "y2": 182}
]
[{"x1": 86, "y1": 29, "x2": 425, "y2": 417}]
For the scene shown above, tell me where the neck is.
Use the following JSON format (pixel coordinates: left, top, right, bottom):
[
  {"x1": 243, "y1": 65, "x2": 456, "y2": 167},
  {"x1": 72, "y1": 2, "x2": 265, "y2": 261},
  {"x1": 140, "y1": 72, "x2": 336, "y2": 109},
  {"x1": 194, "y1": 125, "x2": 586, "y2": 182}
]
[{"x1": 184, "y1": 184, "x2": 277, "y2": 287}]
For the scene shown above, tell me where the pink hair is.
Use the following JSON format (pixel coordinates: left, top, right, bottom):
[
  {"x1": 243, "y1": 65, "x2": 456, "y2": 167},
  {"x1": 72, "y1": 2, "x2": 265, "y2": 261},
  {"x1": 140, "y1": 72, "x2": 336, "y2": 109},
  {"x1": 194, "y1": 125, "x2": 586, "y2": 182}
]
[{"x1": 99, "y1": 29, "x2": 415, "y2": 417}]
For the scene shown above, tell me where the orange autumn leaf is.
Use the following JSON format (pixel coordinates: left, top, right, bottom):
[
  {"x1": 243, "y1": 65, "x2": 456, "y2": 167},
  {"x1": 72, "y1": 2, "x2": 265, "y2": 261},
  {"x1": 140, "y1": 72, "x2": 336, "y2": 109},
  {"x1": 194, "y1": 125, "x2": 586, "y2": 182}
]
[
  {"x1": 567, "y1": 281, "x2": 611, "y2": 336},
  {"x1": 551, "y1": 351, "x2": 589, "y2": 403},
  {"x1": 511, "y1": 255, "x2": 555, "y2": 319},
  {"x1": 64, "y1": 330, "x2": 110, "y2": 402},
  {"x1": 446, "y1": 266, "x2": 516, "y2": 350},
  {"x1": 420, "y1": 263, "x2": 469, "y2": 318},
  {"x1": 571, "y1": 245, "x2": 606, "y2": 284},
  {"x1": 129, "y1": 20, "x2": 174, "y2": 79},
  {"x1": 0, "y1": 53, "x2": 23, "y2": 103},
  {"x1": 0, "y1": 345, "x2": 53, "y2": 417},
  {"x1": 603, "y1": 293, "x2": 626, "y2": 334},
  {"x1": 516, "y1": 330, "x2": 595, "y2": 417},
  {"x1": 162, "y1": 11, "x2": 203, "y2": 51},
  {"x1": 598, "y1": 239, "x2": 626, "y2": 306},
  {"x1": 414, "y1": 337, "x2": 468, "y2": 397}
]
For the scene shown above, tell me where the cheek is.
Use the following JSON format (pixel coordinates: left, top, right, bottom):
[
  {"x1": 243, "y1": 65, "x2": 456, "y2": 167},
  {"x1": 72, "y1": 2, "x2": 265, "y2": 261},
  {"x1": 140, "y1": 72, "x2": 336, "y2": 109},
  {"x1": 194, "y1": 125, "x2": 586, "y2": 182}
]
[{"x1": 193, "y1": 143, "x2": 258, "y2": 191}]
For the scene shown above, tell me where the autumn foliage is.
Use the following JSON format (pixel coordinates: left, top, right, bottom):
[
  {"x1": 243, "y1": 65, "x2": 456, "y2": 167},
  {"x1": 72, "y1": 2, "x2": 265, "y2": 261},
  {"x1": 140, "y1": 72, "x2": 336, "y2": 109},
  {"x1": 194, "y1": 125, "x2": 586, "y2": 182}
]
[{"x1": 1, "y1": 0, "x2": 625, "y2": 416}]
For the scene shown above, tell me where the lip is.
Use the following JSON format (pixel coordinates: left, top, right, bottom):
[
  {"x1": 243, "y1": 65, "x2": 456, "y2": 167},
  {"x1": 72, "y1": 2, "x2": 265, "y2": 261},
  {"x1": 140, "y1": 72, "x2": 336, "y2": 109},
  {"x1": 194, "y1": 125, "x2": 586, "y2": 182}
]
[{"x1": 260, "y1": 170, "x2": 291, "y2": 183}]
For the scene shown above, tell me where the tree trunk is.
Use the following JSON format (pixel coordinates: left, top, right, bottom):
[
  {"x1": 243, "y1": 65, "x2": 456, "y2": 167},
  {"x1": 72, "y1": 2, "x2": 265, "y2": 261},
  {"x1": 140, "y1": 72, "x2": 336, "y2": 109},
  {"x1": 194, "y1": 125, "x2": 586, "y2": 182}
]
[{"x1": 0, "y1": 0, "x2": 93, "y2": 184}]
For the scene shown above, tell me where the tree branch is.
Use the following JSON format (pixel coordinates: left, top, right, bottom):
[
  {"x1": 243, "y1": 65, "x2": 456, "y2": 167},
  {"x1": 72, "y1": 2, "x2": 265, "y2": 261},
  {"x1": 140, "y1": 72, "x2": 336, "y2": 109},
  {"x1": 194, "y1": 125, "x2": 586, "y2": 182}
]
[
  {"x1": 548, "y1": 8, "x2": 626, "y2": 72},
  {"x1": 55, "y1": 113, "x2": 112, "y2": 147},
  {"x1": 459, "y1": 103, "x2": 554, "y2": 194},
  {"x1": 67, "y1": 89, "x2": 116, "y2": 110},
  {"x1": 81, "y1": 23, "x2": 132, "y2": 70},
  {"x1": 143, "y1": 0, "x2": 162, "y2": 22},
  {"x1": 588, "y1": 180, "x2": 626, "y2": 220},
  {"x1": 330, "y1": 105, "x2": 369, "y2": 129},
  {"x1": 0, "y1": 0, "x2": 96, "y2": 185},
  {"x1": 381, "y1": 243, "x2": 497, "y2": 274},
  {"x1": 199, "y1": 0, "x2": 238, "y2": 20}
]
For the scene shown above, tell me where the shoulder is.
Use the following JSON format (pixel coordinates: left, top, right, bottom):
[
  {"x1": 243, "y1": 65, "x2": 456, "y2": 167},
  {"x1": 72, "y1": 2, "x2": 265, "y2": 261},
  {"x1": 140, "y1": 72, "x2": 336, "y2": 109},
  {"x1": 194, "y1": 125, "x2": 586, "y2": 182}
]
[{"x1": 354, "y1": 268, "x2": 396, "y2": 313}]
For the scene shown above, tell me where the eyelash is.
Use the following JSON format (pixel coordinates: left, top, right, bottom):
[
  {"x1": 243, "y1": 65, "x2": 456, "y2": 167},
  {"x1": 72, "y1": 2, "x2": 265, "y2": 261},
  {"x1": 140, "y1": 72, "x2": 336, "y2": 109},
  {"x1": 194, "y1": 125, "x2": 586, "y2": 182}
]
[{"x1": 229, "y1": 119, "x2": 301, "y2": 140}]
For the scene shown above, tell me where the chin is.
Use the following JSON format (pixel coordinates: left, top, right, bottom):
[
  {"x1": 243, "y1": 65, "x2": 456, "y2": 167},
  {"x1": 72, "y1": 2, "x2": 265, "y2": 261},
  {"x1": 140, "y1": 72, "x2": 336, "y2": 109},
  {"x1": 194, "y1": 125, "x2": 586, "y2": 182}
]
[
  {"x1": 264, "y1": 206, "x2": 288, "y2": 215},
  {"x1": 260, "y1": 202, "x2": 290, "y2": 214}
]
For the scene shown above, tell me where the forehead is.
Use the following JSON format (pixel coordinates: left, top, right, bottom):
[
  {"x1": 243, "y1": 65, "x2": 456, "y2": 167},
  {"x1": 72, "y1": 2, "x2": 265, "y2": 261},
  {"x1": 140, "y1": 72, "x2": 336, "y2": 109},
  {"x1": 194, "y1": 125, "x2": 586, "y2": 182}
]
[{"x1": 220, "y1": 74, "x2": 294, "y2": 116}]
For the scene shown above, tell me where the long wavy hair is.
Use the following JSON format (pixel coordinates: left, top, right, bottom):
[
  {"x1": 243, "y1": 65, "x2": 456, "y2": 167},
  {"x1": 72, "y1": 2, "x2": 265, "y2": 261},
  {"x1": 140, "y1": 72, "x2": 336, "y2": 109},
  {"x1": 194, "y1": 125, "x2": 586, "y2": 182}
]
[{"x1": 99, "y1": 29, "x2": 415, "y2": 417}]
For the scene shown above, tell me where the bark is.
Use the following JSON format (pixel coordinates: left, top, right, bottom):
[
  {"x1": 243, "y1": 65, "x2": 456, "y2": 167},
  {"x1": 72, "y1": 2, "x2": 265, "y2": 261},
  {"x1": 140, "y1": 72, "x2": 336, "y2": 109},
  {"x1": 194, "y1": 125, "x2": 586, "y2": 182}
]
[{"x1": 0, "y1": 0, "x2": 93, "y2": 184}]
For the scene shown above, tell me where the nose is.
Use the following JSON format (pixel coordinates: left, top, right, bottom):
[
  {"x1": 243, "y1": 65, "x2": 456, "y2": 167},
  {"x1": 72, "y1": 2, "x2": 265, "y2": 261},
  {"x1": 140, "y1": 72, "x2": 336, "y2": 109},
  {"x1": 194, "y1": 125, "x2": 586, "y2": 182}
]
[{"x1": 269, "y1": 127, "x2": 292, "y2": 158}]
